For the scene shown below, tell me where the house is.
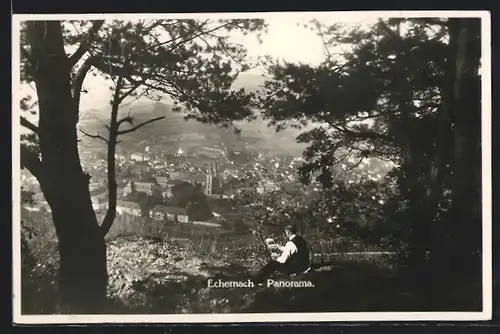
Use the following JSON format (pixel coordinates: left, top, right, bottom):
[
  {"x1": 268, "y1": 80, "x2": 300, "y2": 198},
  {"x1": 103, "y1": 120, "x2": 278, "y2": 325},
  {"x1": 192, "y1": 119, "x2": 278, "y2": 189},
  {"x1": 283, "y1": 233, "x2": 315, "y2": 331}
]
[
  {"x1": 123, "y1": 182, "x2": 133, "y2": 197},
  {"x1": 180, "y1": 174, "x2": 207, "y2": 186},
  {"x1": 169, "y1": 171, "x2": 181, "y2": 179},
  {"x1": 91, "y1": 195, "x2": 108, "y2": 211},
  {"x1": 123, "y1": 181, "x2": 157, "y2": 196},
  {"x1": 162, "y1": 189, "x2": 173, "y2": 199},
  {"x1": 155, "y1": 175, "x2": 170, "y2": 188},
  {"x1": 90, "y1": 187, "x2": 108, "y2": 211},
  {"x1": 149, "y1": 205, "x2": 188, "y2": 223},
  {"x1": 166, "y1": 179, "x2": 190, "y2": 189},
  {"x1": 116, "y1": 200, "x2": 141, "y2": 216},
  {"x1": 115, "y1": 153, "x2": 127, "y2": 163},
  {"x1": 130, "y1": 152, "x2": 145, "y2": 162},
  {"x1": 135, "y1": 181, "x2": 156, "y2": 195}
]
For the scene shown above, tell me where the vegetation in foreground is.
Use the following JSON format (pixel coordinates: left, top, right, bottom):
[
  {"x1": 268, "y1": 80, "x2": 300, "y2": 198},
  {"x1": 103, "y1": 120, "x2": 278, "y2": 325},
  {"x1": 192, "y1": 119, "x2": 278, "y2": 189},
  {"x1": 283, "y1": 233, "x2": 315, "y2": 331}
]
[{"x1": 22, "y1": 218, "x2": 481, "y2": 314}]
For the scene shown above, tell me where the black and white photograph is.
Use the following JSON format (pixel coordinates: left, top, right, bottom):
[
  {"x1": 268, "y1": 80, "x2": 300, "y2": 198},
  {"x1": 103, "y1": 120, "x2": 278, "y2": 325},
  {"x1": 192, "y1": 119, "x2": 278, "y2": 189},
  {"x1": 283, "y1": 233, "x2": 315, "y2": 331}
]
[{"x1": 12, "y1": 11, "x2": 492, "y2": 323}]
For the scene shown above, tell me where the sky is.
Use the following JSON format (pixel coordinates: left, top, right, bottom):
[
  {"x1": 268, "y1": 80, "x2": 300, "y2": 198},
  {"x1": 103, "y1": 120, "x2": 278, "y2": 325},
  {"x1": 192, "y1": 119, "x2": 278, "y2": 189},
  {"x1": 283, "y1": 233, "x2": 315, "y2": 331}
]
[
  {"x1": 19, "y1": 12, "x2": 377, "y2": 115},
  {"x1": 18, "y1": 11, "x2": 486, "y2": 122},
  {"x1": 80, "y1": 16, "x2": 336, "y2": 111}
]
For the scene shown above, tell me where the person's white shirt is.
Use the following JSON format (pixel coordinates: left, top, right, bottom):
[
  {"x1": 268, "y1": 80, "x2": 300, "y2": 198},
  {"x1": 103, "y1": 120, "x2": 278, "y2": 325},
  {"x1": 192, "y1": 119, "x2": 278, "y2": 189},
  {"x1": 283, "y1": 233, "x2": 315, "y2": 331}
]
[{"x1": 275, "y1": 234, "x2": 298, "y2": 264}]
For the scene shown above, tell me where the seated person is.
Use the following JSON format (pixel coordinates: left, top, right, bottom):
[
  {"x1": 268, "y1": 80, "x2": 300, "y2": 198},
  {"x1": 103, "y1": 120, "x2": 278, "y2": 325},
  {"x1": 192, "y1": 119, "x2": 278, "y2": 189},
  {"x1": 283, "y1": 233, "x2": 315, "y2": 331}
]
[{"x1": 254, "y1": 224, "x2": 311, "y2": 282}]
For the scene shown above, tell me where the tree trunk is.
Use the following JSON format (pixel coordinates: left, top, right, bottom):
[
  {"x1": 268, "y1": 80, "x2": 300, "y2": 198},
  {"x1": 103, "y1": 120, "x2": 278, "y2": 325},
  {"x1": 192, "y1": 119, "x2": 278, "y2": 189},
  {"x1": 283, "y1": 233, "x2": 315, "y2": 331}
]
[
  {"x1": 389, "y1": 21, "x2": 432, "y2": 287},
  {"x1": 51, "y1": 192, "x2": 108, "y2": 313},
  {"x1": 448, "y1": 18, "x2": 482, "y2": 273},
  {"x1": 26, "y1": 21, "x2": 108, "y2": 313}
]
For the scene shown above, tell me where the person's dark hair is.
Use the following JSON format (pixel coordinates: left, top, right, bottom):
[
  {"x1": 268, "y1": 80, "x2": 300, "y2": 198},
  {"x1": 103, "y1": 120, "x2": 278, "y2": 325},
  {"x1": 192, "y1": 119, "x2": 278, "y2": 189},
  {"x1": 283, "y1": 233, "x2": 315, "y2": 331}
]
[{"x1": 285, "y1": 224, "x2": 297, "y2": 235}]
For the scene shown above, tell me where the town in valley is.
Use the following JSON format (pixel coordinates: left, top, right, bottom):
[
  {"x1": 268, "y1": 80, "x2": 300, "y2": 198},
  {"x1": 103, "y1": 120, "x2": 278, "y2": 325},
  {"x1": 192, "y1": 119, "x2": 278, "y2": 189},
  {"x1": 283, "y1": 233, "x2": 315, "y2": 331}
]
[{"x1": 21, "y1": 138, "x2": 307, "y2": 234}]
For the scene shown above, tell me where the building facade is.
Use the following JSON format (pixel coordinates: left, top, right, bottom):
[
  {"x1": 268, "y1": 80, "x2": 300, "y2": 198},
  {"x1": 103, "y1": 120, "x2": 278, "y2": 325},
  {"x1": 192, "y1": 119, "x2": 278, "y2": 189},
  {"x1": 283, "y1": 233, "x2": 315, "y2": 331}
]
[
  {"x1": 91, "y1": 196, "x2": 108, "y2": 211},
  {"x1": 135, "y1": 181, "x2": 156, "y2": 195},
  {"x1": 155, "y1": 175, "x2": 170, "y2": 188},
  {"x1": 150, "y1": 205, "x2": 188, "y2": 223},
  {"x1": 123, "y1": 182, "x2": 133, "y2": 197},
  {"x1": 116, "y1": 200, "x2": 142, "y2": 216},
  {"x1": 123, "y1": 181, "x2": 157, "y2": 196}
]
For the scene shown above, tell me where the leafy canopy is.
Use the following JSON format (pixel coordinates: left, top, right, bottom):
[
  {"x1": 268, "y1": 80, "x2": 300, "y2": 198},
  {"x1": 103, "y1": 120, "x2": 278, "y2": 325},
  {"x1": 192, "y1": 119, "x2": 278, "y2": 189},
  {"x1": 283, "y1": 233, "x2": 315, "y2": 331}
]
[{"x1": 20, "y1": 19, "x2": 268, "y2": 137}]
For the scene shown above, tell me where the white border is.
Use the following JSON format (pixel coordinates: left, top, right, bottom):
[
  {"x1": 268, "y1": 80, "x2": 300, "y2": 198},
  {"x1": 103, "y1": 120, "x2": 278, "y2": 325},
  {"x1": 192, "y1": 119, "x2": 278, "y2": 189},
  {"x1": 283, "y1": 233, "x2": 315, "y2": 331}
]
[{"x1": 12, "y1": 10, "x2": 492, "y2": 324}]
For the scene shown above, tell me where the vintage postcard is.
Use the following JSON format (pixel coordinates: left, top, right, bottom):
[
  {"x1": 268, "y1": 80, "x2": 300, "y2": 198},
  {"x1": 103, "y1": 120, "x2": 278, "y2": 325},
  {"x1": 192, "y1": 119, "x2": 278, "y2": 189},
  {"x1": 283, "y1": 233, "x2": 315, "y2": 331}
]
[{"x1": 12, "y1": 10, "x2": 492, "y2": 324}]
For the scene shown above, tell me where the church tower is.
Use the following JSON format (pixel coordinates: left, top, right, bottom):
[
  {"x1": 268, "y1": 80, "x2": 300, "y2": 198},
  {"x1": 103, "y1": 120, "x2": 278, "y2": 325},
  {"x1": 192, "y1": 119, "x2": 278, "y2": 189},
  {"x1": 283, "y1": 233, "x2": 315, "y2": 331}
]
[
  {"x1": 205, "y1": 163, "x2": 213, "y2": 195},
  {"x1": 213, "y1": 161, "x2": 221, "y2": 194}
]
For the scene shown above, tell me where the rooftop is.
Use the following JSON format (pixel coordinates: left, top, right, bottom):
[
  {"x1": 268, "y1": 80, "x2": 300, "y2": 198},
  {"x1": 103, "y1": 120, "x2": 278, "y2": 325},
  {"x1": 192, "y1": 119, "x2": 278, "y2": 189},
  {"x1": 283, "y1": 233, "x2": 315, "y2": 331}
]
[
  {"x1": 167, "y1": 179, "x2": 190, "y2": 186},
  {"x1": 180, "y1": 174, "x2": 207, "y2": 183}
]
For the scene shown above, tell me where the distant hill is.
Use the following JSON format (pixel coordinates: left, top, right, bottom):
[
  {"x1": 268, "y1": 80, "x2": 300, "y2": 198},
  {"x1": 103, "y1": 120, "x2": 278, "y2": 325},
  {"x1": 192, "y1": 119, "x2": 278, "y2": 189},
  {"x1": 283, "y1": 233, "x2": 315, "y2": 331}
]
[
  {"x1": 78, "y1": 102, "x2": 307, "y2": 156},
  {"x1": 77, "y1": 71, "x2": 312, "y2": 155}
]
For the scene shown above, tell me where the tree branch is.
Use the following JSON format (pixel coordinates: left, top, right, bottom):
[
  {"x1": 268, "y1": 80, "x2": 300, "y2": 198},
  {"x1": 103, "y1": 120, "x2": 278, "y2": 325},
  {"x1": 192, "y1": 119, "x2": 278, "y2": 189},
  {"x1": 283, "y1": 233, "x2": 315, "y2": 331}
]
[
  {"x1": 116, "y1": 115, "x2": 133, "y2": 128},
  {"x1": 21, "y1": 47, "x2": 31, "y2": 61},
  {"x1": 144, "y1": 20, "x2": 220, "y2": 53},
  {"x1": 78, "y1": 129, "x2": 109, "y2": 143},
  {"x1": 20, "y1": 116, "x2": 39, "y2": 134},
  {"x1": 117, "y1": 83, "x2": 141, "y2": 104},
  {"x1": 72, "y1": 57, "x2": 95, "y2": 121},
  {"x1": 101, "y1": 62, "x2": 132, "y2": 236},
  {"x1": 68, "y1": 20, "x2": 105, "y2": 68},
  {"x1": 330, "y1": 123, "x2": 397, "y2": 147},
  {"x1": 116, "y1": 116, "x2": 166, "y2": 135},
  {"x1": 378, "y1": 19, "x2": 400, "y2": 40},
  {"x1": 419, "y1": 18, "x2": 448, "y2": 27},
  {"x1": 20, "y1": 144, "x2": 43, "y2": 180}
]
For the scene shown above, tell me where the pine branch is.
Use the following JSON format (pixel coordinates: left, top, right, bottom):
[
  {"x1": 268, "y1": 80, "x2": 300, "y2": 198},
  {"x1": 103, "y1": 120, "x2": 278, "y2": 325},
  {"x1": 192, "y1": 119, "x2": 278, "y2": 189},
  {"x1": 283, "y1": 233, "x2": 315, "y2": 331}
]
[
  {"x1": 78, "y1": 129, "x2": 109, "y2": 143},
  {"x1": 68, "y1": 20, "x2": 105, "y2": 67},
  {"x1": 20, "y1": 116, "x2": 39, "y2": 134},
  {"x1": 116, "y1": 116, "x2": 165, "y2": 135},
  {"x1": 72, "y1": 57, "x2": 95, "y2": 121}
]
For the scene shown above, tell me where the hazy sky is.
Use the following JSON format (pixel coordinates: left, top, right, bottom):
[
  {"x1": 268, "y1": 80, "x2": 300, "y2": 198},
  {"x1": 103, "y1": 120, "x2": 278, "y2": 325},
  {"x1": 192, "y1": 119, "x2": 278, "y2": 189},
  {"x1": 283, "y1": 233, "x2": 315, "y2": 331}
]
[
  {"x1": 80, "y1": 16, "x2": 335, "y2": 111},
  {"x1": 78, "y1": 15, "x2": 374, "y2": 111},
  {"x1": 17, "y1": 10, "x2": 487, "y2": 119},
  {"x1": 19, "y1": 12, "x2": 377, "y2": 114}
]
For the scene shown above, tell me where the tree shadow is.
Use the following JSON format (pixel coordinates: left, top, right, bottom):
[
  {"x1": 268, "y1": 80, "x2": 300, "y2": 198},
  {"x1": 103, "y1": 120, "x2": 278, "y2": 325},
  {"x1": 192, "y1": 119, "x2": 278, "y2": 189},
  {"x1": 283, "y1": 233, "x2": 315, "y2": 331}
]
[
  {"x1": 246, "y1": 260, "x2": 482, "y2": 313},
  {"x1": 24, "y1": 258, "x2": 481, "y2": 314},
  {"x1": 247, "y1": 263, "x2": 401, "y2": 312}
]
